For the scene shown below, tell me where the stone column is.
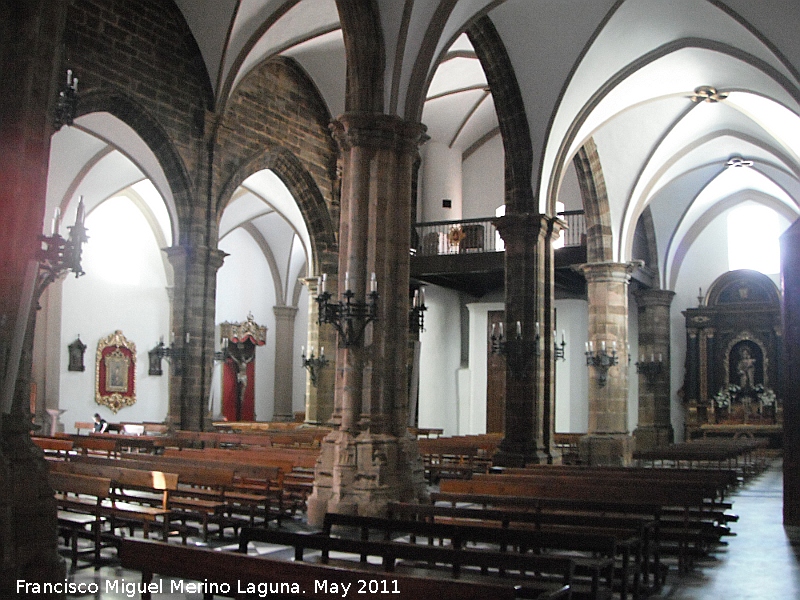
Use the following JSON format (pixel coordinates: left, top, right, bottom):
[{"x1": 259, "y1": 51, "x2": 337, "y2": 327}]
[
  {"x1": 272, "y1": 305, "x2": 298, "y2": 421},
  {"x1": 633, "y1": 289, "x2": 675, "y2": 451},
  {"x1": 579, "y1": 262, "x2": 634, "y2": 465},
  {"x1": 780, "y1": 219, "x2": 800, "y2": 526},
  {"x1": 164, "y1": 245, "x2": 227, "y2": 430},
  {"x1": 306, "y1": 113, "x2": 427, "y2": 526},
  {"x1": 0, "y1": 2, "x2": 69, "y2": 594},
  {"x1": 493, "y1": 213, "x2": 550, "y2": 467},
  {"x1": 543, "y1": 217, "x2": 565, "y2": 464},
  {"x1": 303, "y1": 277, "x2": 336, "y2": 424}
]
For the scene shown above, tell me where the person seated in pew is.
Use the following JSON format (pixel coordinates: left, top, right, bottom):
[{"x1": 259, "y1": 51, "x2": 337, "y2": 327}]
[{"x1": 93, "y1": 413, "x2": 108, "y2": 433}]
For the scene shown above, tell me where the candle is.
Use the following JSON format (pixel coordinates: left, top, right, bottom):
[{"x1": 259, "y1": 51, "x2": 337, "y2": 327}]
[
  {"x1": 589, "y1": 340, "x2": 594, "y2": 353},
  {"x1": 420, "y1": 287, "x2": 425, "y2": 306},
  {"x1": 499, "y1": 323, "x2": 504, "y2": 337},
  {"x1": 413, "y1": 289, "x2": 419, "y2": 307},
  {"x1": 534, "y1": 322, "x2": 540, "y2": 336},
  {"x1": 51, "y1": 207, "x2": 61, "y2": 236},
  {"x1": 612, "y1": 340, "x2": 617, "y2": 351},
  {"x1": 585, "y1": 342, "x2": 589, "y2": 353},
  {"x1": 76, "y1": 196, "x2": 85, "y2": 225},
  {"x1": 344, "y1": 271, "x2": 350, "y2": 292},
  {"x1": 562, "y1": 330, "x2": 566, "y2": 343},
  {"x1": 370, "y1": 272, "x2": 377, "y2": 293},
  {"x1": 320, "y1": 273, "x2": 326, "y2": 294},
  {"x1": 601, "y1": 340, "x2": 606, "y2": 352},
  {"x1": 301, "y1": 346, "x2": 305, "y2": 358},
  {"x1": 517, "y1": 321, "x2": 523, "y2": 338},
  {"x1": 320, "y1": 347, "x2": 324, "y2": 357},
  {"x1": 491, "y1": 323, "x2": 496, "y2": 337},
  {"x1": 658, "y1": 353, "x2": 663, "y2": 362},
  {"x1": 651, "y1": 353, "x2": 655, "y2": 363}
]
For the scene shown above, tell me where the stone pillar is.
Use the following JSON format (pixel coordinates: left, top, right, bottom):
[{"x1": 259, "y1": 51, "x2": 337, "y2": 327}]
[
  {"x1": 543, "y1": 217, "x2": 565, "y2": 464},
  {"x1": 780, "y1": 219, "x2": 800, "y2": 526},
  {"x1": 633, "y1": 289, "x2": 675, "y2": 451},
  {"x1": 579, "y1": 262, "x2": 634, "y2": 465},
  {"x1": 306, "y1": 113, "x2": 427, "y2": 526},
  {"x1": 164, "y1": 245, "x2": 227, "y2": 430},
  {"x1": 303, "y1": 277, "x2": 336, "y2": 424},
  {"x1": 0, "y1": 2, "x2": 69, "y2": 594},
  {"x1": 493, "y1": 213, "x2": 550, "y2": 467},
  {"x1": 272, "y1": 305, "x2": 298, "y2": 421}
]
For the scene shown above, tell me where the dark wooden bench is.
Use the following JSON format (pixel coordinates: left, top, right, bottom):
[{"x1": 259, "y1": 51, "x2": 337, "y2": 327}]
[
  {"x1": 120, "y1": 537, "x2": 542, "y2": 600},
  {"x1": 437, "y1": 477, "x2": 711, "y2": 573},
  {"x1": 239, "y1": 526, "x2": 574, "y2": 600},
  {"x1": 49, "y1": 471, "x2": 111, "y2": 569},
  {"x1": 388, "y1": 501, "x2": 649, "y2": 600},
  {"x1": 49, "y1": 461, "x2": 180, "y2": 541},
  {"x1": 321, "y1": 512, "x2": 612, "y2": 600}
]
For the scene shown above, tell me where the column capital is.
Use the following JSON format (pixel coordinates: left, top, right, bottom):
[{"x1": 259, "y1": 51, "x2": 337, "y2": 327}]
[
  {"x1": 494, "y1": 212, "x2": 550, "y2": 241},
  {"x1": 273, "y1": 304, "x2": 299, "y2": 320},
  {"x1": 579, "y1": 261, "x2": 635, "y2": 284},
  {"x1": 330, "y1": 112, "x2": 427, "y2": 154},
  {"x1": 163, "y1": 245, "x2": 228, "y2": 272},
  {"x1": 634, "y1": 288, "x2": 676, "y2": 308}
]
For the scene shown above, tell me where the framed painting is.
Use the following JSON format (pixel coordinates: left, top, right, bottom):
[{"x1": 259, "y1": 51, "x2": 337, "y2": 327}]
[{"x1": 96, "y1": 330, "x2": 136, "y2": 413}]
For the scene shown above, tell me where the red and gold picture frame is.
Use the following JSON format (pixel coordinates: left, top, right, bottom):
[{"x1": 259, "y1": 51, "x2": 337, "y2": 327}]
[{"x1": 95, "y1": 330, "x2": 136, "y2": 413}]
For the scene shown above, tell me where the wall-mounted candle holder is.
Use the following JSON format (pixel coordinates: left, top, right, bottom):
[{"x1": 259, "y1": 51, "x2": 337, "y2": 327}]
[{"x1": 585, "y1": 340, "x2": 618, "y2": 386}]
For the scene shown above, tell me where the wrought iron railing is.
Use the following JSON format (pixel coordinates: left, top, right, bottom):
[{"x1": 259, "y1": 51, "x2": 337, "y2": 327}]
[{"x1": 412, "y1": 211, "x2": 585, "y2": 257}]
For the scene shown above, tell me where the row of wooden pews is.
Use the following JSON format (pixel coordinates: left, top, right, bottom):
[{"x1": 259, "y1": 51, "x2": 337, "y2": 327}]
[
  {"x1": 633, "y1": 438, "x2": 770, "y2": 478},
  {"x1": 417, "y1": 433, "x2": 503, "y2": 482}
]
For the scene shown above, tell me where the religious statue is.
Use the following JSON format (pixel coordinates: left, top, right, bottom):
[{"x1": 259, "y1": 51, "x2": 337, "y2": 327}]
[{"x1": 736, "y1": 346, "x2": 756, "y2": 390}]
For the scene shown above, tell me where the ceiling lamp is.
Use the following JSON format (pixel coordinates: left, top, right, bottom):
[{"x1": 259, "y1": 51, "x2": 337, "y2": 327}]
[
  {"x1": 690, "y1": 86, "x2": 729, "y2": 103},
  {"x1": 726, "y1": 157, "x2": 754, "y2": 168}
]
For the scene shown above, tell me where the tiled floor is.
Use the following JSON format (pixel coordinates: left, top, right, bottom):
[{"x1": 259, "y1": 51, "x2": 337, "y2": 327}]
[{"x1": 65, "y1": 459, "x2": 800, "y2": 599}]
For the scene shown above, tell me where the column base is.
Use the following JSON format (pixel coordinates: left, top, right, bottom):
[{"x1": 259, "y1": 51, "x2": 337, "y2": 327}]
[
  {"x1": 633, "y1": 425, "x2": 674, "y2": 453},
  {"x1": 306, "y1": 429, "x2": 428, "y2": 527},
  {"x1": 578, "y1": 433, "x2": 635, "y2": 466},
  {"x1": 493, "y1": 440, "x2": 550, "y2": 467}
]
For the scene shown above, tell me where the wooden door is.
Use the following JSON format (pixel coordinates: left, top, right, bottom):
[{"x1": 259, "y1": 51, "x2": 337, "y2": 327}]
[{"x1": 486, "y1": 310, "x2": 506, "y2": 433}]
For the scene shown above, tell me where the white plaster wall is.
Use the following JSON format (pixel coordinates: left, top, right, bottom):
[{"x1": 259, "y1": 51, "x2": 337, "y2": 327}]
[
  {"x1": 462, "y1": 134, "x2": 504, "y2": 219},
  {"x1": 669, "y1": 212, "x2": 732, "y2": 441},
  {"x1": 419, "y1": 141, "x2": 463, "y2": 222},
  {"x1": 418, "y1": 285, "x2": 463, "y2": 436},
  {"x1": 217, "y1": 229, "x2": 277, "y2": 421},
  {"x1": 465, "y1": 301, "x2": 505, "y2": 434},
  {"x1": 554, "y1": 299, "x2": 590, "y2": 433},
  {"x1": 57, "y1": 198, "x2": 171, "y2": 430}
]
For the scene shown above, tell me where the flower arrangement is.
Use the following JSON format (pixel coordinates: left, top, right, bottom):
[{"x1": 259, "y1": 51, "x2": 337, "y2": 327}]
[
  {"x1": 754, "y1": 384, "x2": 777, "y2": 406},
  {"x1": 713, "y1": 384, "x2": 740, "y2": 408}
]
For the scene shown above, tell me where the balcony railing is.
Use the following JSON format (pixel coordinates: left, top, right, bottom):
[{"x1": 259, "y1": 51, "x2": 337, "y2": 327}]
[{"x1": 412, "y1": 211, "x2": 585, "y2": 257}]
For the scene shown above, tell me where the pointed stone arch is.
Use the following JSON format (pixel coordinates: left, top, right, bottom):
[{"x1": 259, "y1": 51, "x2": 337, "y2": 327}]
[
  {"x1": 467, "y1": 16, "x2": 534, "y2": 213},
  {"x1": 216, "y1": 146, "x2": 338, "y2": 276},
  {"x1": 74, "y1": 90, "x2": 191, "y2": 244},
  {"x1": 573, "y1": 139, "x2": 614, "y2": 263}
]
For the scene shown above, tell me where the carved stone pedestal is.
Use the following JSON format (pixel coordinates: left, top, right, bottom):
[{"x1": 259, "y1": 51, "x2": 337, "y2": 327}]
[{"x1": 306, "y1": 430, "x2": 427, "y2": 526}]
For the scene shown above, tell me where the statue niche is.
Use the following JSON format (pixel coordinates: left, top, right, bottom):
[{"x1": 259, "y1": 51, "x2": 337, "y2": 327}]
[
  {"x1": 219, "y1": 315, "x2": 267, "y2": 422},
  {"x1": 683, "y1": 270, "x2": 782, "y2": 443}
]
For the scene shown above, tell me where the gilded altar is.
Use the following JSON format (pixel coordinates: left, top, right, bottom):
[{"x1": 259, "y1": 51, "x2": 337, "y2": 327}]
[{"x1": 683, "y1": 270, "x2": 783, "y2": 443}]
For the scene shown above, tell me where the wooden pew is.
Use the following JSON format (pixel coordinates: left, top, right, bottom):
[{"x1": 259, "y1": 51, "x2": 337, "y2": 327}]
[
  {"x1": 49, "y1": 461, "x2": 180, "y2": 541},
  {"x1": 438, "y1": 476, "x2": 710, "y2": 573},
  {"x1": 49, "y1": 471, "x2": 111, "y2": 569},
  {"x1": 239, "y1": 526, "x2": 574, "y2": 600},
  {"x1": 119, "y1": 538, "x2": 529, "y2": 600},
  {"x1": 321, "y1": 512, "x2": 612, "y2": 600},
  {"x1": 65, "y1": 454, "x2": 286, "y2": 527},
  {"x1": 31, "y1": 436, "x2": 74, "y2": 459},
  {"x1": 387, "y1": 501, "x2": 649, "y2": 600}
]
